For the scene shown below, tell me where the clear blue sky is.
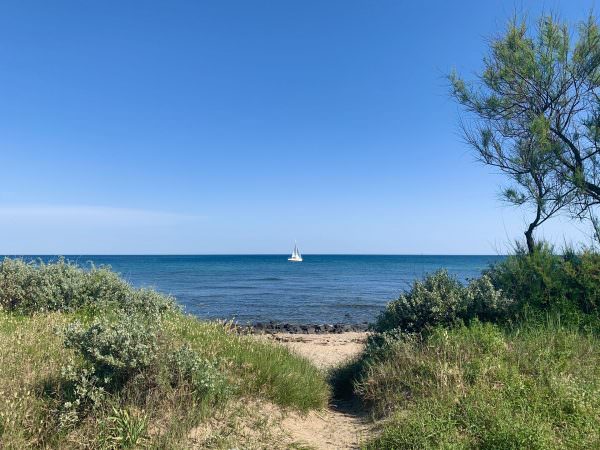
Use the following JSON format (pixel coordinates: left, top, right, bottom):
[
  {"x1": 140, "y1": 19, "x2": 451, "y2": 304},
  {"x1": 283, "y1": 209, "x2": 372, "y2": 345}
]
[{"x1": 0, "y1": 0, "x2": 596, "y2": 254}]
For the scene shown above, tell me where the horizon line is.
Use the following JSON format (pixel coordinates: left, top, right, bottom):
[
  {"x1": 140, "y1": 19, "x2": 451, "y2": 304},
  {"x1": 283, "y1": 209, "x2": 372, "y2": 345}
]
[{"x1": 0, "y1": 253, "x2": 507, "y2": 257}]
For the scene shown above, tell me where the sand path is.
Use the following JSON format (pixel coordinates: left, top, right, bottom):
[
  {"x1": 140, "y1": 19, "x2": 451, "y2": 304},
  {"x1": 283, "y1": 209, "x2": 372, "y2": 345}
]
[{"x1": 267, "y1": 332, "x2": 371, "y2": 450}]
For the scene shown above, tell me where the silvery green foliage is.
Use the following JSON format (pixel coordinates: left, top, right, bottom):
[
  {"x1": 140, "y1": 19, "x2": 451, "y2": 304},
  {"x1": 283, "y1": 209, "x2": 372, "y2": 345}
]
[
  {"x1": 463, "y1": 275, "x2": 514, "y2": 322},
  {"x1": 0, "y1": 258, "x2": 95, "y2": 312},
  {"x1": 167, "y1": 345, "x2": 230, "y2": 401},
  {"x1": 123, "y1": 289, "x2": 177, "y2": 320},
  {"x1": 64, "y1": 315, "x2": 160, "y2": 380},
  {"x1": 375, "y1": 270, "x2": 512, "y2": 333},
  {"x1": 59, "y1": 363, "x2": 106, "y2": 429},
  {"x1": 375, "y1": 271, "x2": 465, "y2": 333},
  {"x1": 0, "y1": 257, "x2": 176, "y2": 315}
]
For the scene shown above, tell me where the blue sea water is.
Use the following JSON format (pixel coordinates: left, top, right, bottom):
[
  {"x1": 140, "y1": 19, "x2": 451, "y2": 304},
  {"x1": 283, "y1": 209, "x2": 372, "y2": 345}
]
[{"x1": 10, "y1": 255, "x2": 504, "y2": 324}]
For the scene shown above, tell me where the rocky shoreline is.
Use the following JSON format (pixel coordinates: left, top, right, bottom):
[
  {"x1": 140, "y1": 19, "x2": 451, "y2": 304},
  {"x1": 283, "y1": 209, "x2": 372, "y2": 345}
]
[{"x1": 239, "y1": 321, "x2": 370, "y2": 334}]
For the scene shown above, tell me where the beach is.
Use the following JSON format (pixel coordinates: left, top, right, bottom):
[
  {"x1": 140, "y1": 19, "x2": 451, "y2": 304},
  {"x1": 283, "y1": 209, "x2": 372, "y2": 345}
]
[
  {"x1": 266, "y1": 331, "x2": 371, "y2": 450},
  {"x1": 266, "y1": 331, "x2": 368, "y2": 369}
]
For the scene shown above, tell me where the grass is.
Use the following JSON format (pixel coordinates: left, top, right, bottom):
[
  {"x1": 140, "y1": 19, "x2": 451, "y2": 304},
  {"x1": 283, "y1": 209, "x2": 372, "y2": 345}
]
[
  {"x1": 335, "y1": 318, "x2": 600, "y2": 449},
  {"x1": 165, "y1": 315, "x2": 329, "y2": 411},
  {"x1": 0, "y1": 309, "x2": 329, "y2": 448}
]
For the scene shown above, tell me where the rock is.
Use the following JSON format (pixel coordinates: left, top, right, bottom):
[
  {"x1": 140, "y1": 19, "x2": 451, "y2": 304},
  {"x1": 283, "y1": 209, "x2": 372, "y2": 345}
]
[{"x1": 240, "y1": 320, "x2": 371, "y2": 335}]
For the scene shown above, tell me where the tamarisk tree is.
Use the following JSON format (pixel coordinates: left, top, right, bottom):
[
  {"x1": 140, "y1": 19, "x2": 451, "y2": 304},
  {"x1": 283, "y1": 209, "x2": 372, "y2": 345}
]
[{"x1": 450, "y1": 14, "x2": 600, "y2": 252}]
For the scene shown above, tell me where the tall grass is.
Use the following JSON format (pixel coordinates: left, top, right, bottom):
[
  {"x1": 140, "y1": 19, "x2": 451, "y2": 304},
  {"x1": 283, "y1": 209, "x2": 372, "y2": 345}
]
[
  {"x1": 165, "y1": 315, "x2": 329, "y2": 410},
  {"x1": 361, "y1": 319, "x2": 600, "y2": 448}
]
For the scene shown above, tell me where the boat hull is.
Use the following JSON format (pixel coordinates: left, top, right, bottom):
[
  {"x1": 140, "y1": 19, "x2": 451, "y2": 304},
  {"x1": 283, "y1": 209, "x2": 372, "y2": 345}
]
[{"x1": 288, "y1": 257, "x2": 303, "y2": 262}]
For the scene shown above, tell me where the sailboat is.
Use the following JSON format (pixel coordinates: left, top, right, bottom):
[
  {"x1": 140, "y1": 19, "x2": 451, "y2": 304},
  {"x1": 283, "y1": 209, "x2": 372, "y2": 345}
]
[{"x1": 288, "y1": 242, "x2": 303, "y2": 262}]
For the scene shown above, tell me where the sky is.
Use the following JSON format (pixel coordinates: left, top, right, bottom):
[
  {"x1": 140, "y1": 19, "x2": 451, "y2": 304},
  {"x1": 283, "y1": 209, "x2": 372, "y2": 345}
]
[{"x1": 0, "y1": 0, "x2": 598, "y2": 254}]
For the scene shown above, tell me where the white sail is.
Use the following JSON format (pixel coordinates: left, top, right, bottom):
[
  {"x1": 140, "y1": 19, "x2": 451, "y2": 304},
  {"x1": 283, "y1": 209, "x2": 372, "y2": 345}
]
[{"x1": 288, "y1": 242, "x2": 303, "y2": 262}]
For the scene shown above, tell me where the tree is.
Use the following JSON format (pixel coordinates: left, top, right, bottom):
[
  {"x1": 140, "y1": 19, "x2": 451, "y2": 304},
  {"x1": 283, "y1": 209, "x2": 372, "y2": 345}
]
[{"x1": 450, "y1": 13, "x2": 600, "y2": 252}]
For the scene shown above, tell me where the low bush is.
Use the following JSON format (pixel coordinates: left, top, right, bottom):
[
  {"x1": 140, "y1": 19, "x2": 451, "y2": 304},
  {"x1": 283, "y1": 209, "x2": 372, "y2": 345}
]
[
  {"x1": 488, "y1": 246, "x2": 600, "y2": 317},
  {"x1": 0, "y1": 257, "x2": 176, "y2": 316},
  {"x1": 167, "y1": 344, "x2": 230, "y2": 404},
  {"x1": 64, "y1": 315, "x2": 161, "y2": 383},
  {"x1": 373, "y1": 270, "x2": 512, "y2": 333}
]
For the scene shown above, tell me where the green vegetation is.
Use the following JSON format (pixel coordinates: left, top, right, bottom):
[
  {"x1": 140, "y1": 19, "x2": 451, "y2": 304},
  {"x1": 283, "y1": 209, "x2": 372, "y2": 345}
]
[
  {"x1": 488, "y1": 245, "x2": 600, "y2": 318},
  {"x1": 334, "y1": 248, "x2": 600, "y2": 449},
  {"x1": 373, "y1": 270, "x2": 511, "y2": 334},
  {"x1": 364, "y1": 321, "x2": 600, "y2": 449},
  {"x1": 0, "y1": 258, "x2": 329, "y2": 448},
  {"x1": 4, "y1": 251, "x2": 600, "y2": 448}
]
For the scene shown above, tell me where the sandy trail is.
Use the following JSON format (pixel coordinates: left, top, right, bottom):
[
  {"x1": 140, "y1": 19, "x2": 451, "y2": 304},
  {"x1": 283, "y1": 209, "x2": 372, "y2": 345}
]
[
  {"x1": 268, "y1": 332, "x2": 367, "y2": 369},
  {"x1": 267, "y1": 332, "x2": 371, "y2": 450}
]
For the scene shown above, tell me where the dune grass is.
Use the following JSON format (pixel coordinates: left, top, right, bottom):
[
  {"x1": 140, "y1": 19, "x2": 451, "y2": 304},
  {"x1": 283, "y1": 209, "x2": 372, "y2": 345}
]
[
  {"x1": 165, "y1": 315, "x2": 329, "y2": 411},
  {"x1": 0, "y1": 309, "x2": 329, "y2": 448},
  {"x1": 336, "y1": 318, "x2": 600, "y2": 449}
]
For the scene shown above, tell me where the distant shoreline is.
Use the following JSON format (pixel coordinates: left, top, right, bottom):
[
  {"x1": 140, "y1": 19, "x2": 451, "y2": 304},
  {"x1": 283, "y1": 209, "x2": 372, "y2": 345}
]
[
  {"x1": 1, "y1": 253, "x2": 507, "y2": 257},
  {"x1": 238, "y1": 321, "x2": 370, "y2": 334}
]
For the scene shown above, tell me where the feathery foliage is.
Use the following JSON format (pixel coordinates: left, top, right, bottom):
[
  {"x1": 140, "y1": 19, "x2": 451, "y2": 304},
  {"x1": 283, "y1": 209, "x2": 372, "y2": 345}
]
[{"x1": 450, "y1": 13, "x2": 600, "y2": 252}]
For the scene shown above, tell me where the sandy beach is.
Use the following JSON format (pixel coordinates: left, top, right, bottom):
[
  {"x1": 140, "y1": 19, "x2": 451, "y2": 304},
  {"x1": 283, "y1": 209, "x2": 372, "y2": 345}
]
[
  {"x1": 266, "y1": 331, "x2": 368, "y2": 369},
  {"x1": 263, "y1": 332, "x2": 371, "y2": 450}
]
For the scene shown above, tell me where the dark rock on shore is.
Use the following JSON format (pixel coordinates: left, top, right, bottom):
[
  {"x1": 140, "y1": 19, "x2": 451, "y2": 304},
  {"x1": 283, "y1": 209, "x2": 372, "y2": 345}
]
[{"x1": 238, "y1": 321, "x2": 370, "y2": 334}]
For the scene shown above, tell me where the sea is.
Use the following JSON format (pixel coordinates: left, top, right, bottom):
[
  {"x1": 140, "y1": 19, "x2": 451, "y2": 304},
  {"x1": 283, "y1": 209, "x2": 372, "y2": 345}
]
[{"x1": 9, "y1": 255, "x2": 504, "y2": 324}]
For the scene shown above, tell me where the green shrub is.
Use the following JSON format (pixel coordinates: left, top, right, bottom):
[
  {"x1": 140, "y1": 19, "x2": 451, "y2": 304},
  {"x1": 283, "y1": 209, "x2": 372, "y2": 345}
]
[
  {"x1": 58, "y1": 363, "x2": 107, "y2": 428},
  {"x1": 488, "y1": 246, "x2": 600, "y2": 319},
  {"x1": 167, "y1": 344, "x2": 230, "y2": 404},
  {"x1": 463, "y1": 274, "x2": 514, "y2": 322},
  {"x1": 373, "y1": 270, "x2": 464, "y2": 333},
  {"x1": 0, "y1": 258, "x2": 88, "y2": 312},
  {"x1": 373, "y1": 270, "x2": 512, "y2": 333},
  {"x1": 122, "y1": 288, "x2": 177, "y2": 320},
  {"x1": 64, "y1": 315, "x2": 160, "y2": 382},
  {"x1": 0, "y1": 257, "x2": 176, "y2": 316}
]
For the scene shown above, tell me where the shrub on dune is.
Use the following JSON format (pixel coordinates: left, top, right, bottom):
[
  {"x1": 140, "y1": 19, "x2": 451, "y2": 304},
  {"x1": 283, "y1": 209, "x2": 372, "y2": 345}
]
[{"x1": 373, "y1": 270, "x2": 512, "y2": 334}]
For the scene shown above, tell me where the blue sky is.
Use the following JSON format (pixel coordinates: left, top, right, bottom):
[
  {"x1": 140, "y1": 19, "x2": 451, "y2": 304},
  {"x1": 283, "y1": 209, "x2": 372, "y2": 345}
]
[{"x1": 0, "y1": 0, "x2": 596, "y2": 254}]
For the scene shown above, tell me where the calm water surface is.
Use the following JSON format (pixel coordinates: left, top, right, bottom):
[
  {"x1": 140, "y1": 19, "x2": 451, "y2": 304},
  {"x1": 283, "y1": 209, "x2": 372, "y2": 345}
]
[{"x1": 11, "y1": 255, "x2": 504, "y2": 324}]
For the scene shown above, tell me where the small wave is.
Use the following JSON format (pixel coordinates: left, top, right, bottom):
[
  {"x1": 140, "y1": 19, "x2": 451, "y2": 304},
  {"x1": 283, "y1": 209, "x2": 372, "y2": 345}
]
[
  {"x1": 255, "y1": 277, "x2": 282, "y2": 281},
  {"x1": 338, "y1": 304, "x2": 381, "y2": 309},
  {"x1": 201, "y1": 285, "x2": 258, "y2": 290}
]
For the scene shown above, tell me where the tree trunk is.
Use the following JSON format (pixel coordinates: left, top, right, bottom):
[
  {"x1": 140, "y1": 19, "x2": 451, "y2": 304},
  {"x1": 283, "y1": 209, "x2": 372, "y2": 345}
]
[
  {"x1": 524, "y1": 224, "x2": 536, "y2": 254},
  {"x1": 524, "y1": 178, "x2": 544, "y2": 255}
]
